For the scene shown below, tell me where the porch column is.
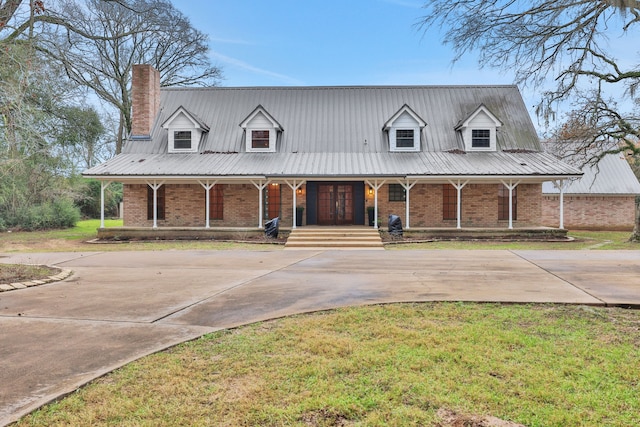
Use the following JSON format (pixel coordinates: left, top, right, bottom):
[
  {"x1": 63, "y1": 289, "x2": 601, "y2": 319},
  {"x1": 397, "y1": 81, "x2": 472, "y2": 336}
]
[
  {"x1": 397, "y1": 179, "x2": 417, "y2": 229},
  {"x1": 500, "y1": 180, "x2": 520, "y2": 230},
  {"x1": 365, "y1": 179, "x2": 385, "y2": 229},
  {"x1": 553, "y1": 179, "x2": 566, "y2": 229},
  {"x1": 448, "y1": 179, "x2": 469, "y2": 229},
  {"x1": 251, "y1": 180, "x2": 268, "y2": 229},
  {"x1": 100, "y1": 181, "x2": 112, "y2": 228},
  {"x1": 147, "y1": 180, "x2": 164, "y2": 229},
  {"x1": 285, "y1": 179, "x2": 305, "y2": 229},
  {"x1": 198, "y1": 180, "x2": 218, "y2": 229}
]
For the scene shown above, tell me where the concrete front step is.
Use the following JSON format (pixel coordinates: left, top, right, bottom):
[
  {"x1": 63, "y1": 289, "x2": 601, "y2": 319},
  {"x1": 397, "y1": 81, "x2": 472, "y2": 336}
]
[
  {"x1": 285, "y1": 227, "x2": 384, "y2": 250},
  {"x1": 287, "y1": 236, "x2": 381, "y2": 241}
]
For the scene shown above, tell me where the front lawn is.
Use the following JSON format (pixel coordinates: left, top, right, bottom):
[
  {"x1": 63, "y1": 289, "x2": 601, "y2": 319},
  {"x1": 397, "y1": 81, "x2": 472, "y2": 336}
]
[
  {"x1": 16, "y1": 303, "x2": 640, "y2": 426},
  {"x1": 1, "y1": 220, "x2": 638, "y2": 253},
  {"x1": 0, "y1": 219, "x2": 276, "y2": 253}
]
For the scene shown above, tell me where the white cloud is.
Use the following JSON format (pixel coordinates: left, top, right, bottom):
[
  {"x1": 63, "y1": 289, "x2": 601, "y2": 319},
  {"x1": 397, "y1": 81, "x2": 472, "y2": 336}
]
[{"x1": 210, "y1": 51, "x2": 305, "y2": 86}]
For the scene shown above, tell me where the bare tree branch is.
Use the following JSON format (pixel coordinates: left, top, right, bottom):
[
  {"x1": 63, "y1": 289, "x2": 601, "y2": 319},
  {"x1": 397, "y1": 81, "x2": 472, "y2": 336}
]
[
  {"x1": 35, "y1": 0, "x2": 222, "y2": 153},
  {"x1": 419, "y1": 0, "x2": 640, "y2": 164}
]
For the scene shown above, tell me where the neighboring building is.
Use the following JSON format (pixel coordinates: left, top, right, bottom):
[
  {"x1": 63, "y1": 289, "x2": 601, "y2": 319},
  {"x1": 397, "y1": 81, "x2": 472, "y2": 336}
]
[
  {"x1": 542, "y1": 146, "x2": 640, "y2": 230},
  {"x1": 83, "y1": 65, "x2": 581, "y2": 234}
]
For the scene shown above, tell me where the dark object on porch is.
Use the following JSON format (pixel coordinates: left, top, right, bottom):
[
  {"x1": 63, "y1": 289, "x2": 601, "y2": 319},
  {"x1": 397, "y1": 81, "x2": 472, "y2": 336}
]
[
  {"x1": 367, "y1": 206, "x2": 375, "y2": 226},
  {"x1": 296, "y1": 206, "x2": 304, "y2": 227},
  {"x1": 388, "y1": 214, "x2": 403, "y2": 237},
  {"x1": 265, "y1": 217, "x2": 280, "y2": 238}
]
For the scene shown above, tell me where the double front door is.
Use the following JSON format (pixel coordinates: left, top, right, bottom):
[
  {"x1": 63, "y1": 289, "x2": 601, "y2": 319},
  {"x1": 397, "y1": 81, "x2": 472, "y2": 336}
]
[{"x1": 317, "y1": 183, "x2": 354, "y2": 225}]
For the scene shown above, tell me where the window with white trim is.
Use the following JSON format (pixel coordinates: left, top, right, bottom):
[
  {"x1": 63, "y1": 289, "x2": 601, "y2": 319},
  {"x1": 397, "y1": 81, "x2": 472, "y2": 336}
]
[
  {"x1": 251, "y1": 130, "x2": 270, "y2": 149},
  {"x1": 471, "y1": 129, "x2": 491, "y2": 148},
  {"x1": 173, "y1": 131, "x2": 192, "y2": 150},
  {"x1": 395, "y1": 129, "x2": 415, "y2": 148}
]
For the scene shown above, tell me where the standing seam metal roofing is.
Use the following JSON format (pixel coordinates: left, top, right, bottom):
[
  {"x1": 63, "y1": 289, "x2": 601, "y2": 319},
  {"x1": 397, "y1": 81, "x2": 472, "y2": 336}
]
[
  {"x1": 84, "y1": 151, "x2": 581, "y2": 178},
  {"x1": 126, "y1": 85, "x2": 541, "y2": 155},
  {"x1": 84, "y1": 85, "x2": 583, "y2": 178}
]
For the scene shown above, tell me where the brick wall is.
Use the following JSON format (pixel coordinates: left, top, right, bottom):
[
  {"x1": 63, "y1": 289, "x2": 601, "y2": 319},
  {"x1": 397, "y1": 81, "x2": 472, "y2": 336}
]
[
  {"x1": 124, "y1": 182, "x2": 543, "y2": 228},
  {"x1": 542, "y1": 194, "x2": 637, "y2": 230},
  {"x1": 367, "y1": 183, "x2": 541, "y2": 228},
  {"x1": 124, "y1": 183, "x2": 300, "y2": 227}
]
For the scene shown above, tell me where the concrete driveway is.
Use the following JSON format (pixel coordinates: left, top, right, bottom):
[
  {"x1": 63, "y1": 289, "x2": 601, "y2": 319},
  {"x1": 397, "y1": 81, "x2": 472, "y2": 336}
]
[{"x1": 1, "y1": 249, "x2": 639, "y2": 425}]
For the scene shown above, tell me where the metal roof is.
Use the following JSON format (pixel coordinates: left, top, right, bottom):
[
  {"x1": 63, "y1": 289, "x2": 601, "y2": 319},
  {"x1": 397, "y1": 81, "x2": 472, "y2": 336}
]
[
  {"x1": 542, "y1": 152, "x2": 640, "y2": 195},
  {"x1": 125, "y1": 85, "x2": 542, "y2": 154},
  {"x1": 85, "y1": 151, "x2": 581, "y2": 179},
  {"x1": 85, "y1": 85, "x2": 582, "y2": 179}
]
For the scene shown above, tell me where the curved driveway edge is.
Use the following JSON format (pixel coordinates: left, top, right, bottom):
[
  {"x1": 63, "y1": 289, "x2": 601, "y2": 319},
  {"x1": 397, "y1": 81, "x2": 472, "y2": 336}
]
[{"x1": 1, "y1": 249, "x2": 638, "y2": 425}]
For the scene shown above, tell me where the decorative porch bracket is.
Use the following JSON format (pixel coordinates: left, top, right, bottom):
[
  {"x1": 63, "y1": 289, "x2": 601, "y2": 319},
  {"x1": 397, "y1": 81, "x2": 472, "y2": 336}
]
[
  {"x1": 100, "y1": 181, "x2": 112, "y2": 229},
  {"x1": 552, "y1": 179, "x2": 566, "y2": 229},
  {"x1": 396, "y1": 179, "x2": 417, "y2": 229},
  {"x1": 448, "y1": 179, "x2": 469, "y2": 229},
  {"x1": 500, "y1": 179, "x2": 521, "y2": 230},
  {"x1": 365, "y1": 179, "x2": 386, "y2": 229},
  {"x1": 251, "y1": 180, "x2": 268, "y2": 229},
  {"x1": 146, "y1": 180, "x2": 165, "y2": 229},
  {"x1": 284, "y1": 179, "x2": 305, "y2": 229},
  {"x1": 198, "y1": 180, "x2": 218, "y2": 229}
]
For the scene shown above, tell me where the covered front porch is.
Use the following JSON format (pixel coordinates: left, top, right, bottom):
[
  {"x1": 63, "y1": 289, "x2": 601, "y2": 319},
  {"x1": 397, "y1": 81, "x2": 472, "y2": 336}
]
[{"x1": 94, "y1": 174, "x2": 574, "y2": 235}]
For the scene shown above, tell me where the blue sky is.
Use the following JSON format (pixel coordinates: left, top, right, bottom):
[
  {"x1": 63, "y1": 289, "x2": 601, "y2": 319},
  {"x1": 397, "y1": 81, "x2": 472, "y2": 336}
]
[
  {"x1": 172, "y1": 0, "x2": 514, "y2": 87},
  {"x1": 170, "y1": 1, "x2": 637, "y2": 135}
]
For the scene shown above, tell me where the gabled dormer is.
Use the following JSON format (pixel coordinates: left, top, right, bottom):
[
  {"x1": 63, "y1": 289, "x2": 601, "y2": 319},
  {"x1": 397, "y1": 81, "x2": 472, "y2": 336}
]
[
  {"x1": 383, "y1": 104, "x2": 426, "y2": 152},
  {"x1": 161, "y1": 106, "x2": 209, "y2": 153},
  {"x1": 240, "y1": 105, "x2": 283, "y2": 153},
  {"x1": 455, "y1": 104, "x2": 502, "y2": 152}
]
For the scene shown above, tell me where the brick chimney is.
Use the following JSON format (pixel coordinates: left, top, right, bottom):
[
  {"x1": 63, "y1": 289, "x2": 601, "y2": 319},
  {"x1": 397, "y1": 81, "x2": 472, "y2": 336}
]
[{"x1": 131, "y1": 64, "x2": 160, "y2": 138}]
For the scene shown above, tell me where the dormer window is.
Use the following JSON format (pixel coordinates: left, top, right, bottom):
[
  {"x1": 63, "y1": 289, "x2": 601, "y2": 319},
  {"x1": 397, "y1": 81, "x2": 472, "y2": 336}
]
[
  {"x1": 240, "y1": 105, "x2": 283, "y2": 153},
  {"x1": 455, "y1": 104, "x2": 502, "y2": 152},
  {"x1": 161, "y1": 106, "x2": 209, "y2": 153},
  {"x1": 251, "y1": 130, "x2": 270, "y2": 149},
  {"x1": 471, "y1": 129, "x2": 491, "y2": 148},
  {"x1": 174, "y1": 131, "x2": 192, "y2": 149},
  {"x1": 383, "y1": 104, "x2": 426, "y2": 152},
  {"x1": 396, "y1": 129, "x2": 415, "y2": 148}
]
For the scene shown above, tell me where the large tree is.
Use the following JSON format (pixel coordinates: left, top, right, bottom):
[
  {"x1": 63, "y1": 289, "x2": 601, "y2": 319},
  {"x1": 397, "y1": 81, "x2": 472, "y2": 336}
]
[
  {"x1": 419, "y1": 0, "x2": 640, "y2": 164},
  {"x1": 0, "y1": 41, "x2": 82, "y2": 228},
  {"x1": 2, "y1": 0, "x2": 221, "y2": 154},
  {"x1": 36, "y1": 0, "x2": 222, "y2": 154}
]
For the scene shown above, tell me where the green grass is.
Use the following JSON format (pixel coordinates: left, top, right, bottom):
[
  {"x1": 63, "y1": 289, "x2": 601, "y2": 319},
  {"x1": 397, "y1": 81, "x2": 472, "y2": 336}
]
[
  {"x1": 0, "y1": 219, "x2": 280, "y2": 252},
  {"x1": 0, "y1": 219, "x2": 122, "y2": 242},
  {"x1": 16, "y1": 303, "x2": 640, "y2": 426},
  {"x1": 1, "y1": 220, "x2": 638, "y2": 253}
]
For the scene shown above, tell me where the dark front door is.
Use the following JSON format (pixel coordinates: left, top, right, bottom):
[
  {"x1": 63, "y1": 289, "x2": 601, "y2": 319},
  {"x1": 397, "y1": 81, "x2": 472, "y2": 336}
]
[{"x1": 317, "y1": 183, "x2": 354, "y2": 225}]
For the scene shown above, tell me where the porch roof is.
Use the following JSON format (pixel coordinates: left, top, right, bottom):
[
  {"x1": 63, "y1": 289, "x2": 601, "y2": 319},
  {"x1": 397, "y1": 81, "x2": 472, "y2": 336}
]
[{"x1": 84, "y1": 151, "x2": 581, "y2": 181}]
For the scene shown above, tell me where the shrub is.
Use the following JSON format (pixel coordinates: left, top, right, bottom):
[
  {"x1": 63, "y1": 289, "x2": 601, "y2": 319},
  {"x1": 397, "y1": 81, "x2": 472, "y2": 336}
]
[{"x1": 12, "y1": 199, "x2": 80, "y2": 230}]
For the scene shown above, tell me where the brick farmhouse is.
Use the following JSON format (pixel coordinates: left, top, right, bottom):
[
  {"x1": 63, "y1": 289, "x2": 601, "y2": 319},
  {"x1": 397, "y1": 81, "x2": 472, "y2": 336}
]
[{"x1": 84, "y1": 65, "x2": 587, "y2": 238}]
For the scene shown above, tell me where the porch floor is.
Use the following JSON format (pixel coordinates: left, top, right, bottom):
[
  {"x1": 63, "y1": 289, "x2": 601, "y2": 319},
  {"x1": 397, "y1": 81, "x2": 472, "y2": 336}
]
[{"x1": 95, "y1": 226, "x2": 568, "y2": 242}]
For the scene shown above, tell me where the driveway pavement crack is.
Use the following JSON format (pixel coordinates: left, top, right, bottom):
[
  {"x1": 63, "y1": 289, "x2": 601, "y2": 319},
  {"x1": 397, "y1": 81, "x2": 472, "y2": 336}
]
[
  {"x1": 151, "y1": 251, "x2": 324, "y2": 323},
  {"x1": 53, "y1": 252, "x2": 105, "y2": 266},
  {"x1": 509, "y1": 250, "x2": 607, "y2": 305}
]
